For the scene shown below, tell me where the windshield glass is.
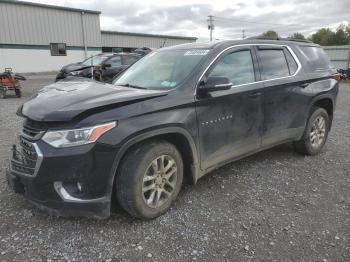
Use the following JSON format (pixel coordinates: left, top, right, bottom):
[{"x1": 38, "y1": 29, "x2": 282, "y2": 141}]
[
  {"x1": 81, "y1": 55, "x2": 109, "y2": 66},
  {"x1": 113, "y1": 49, "x2": 209, "y2": 90}
]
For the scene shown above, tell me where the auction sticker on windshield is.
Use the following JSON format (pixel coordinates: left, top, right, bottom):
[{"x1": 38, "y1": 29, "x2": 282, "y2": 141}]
[{"x1": 184, "y1": 50, "x2": 210, "y2": 56}]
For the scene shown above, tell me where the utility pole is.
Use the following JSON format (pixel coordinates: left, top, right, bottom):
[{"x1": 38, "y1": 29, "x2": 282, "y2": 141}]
[
  {"x1": 242, "y1": 29, "x2": 246, "y2": 39},
  {"x1": 208, "y1": 15, "x2": 214, "y2": 41}
]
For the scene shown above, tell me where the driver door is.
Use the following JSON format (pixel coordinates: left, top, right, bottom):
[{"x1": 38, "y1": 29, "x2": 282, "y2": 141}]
[
  {"x1": 195, "y1": 47, "x2": 264, "y2": 170},
  {"x1": 102, "y1": 55, "x2": 124, "y2": 82}
]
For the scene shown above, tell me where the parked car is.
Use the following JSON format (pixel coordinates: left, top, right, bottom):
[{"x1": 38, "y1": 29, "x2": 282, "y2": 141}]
[
  {"x1": 7, "y1": 40, "x2": 339, "y2": 219},
  {"x1": 133, "y1": 47, "x2": 156, "y2": 56},
  {"x1": 55, "y1": 53, "x2": 142, "y2": 83}
]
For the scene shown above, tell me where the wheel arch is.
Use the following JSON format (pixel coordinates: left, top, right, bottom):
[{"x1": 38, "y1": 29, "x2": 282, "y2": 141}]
[
  {"x1": 107, "y1": 127, "x2": 201, "y2": 204},
  {"x1": 311, "y1": 95, "x2": 334, "y2": 128}
]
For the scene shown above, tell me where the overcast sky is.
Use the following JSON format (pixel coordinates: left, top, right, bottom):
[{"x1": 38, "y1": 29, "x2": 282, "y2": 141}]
[{"x1": 23, "y1": 0, "x2": 350, "y2": 41}]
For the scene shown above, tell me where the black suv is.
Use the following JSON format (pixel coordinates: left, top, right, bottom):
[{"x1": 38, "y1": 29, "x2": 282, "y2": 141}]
[
  {"x1": 55, "y1": 53, "x2": 142, "y2": 83},
  {"x1": 7, "y1": 40, "x2": 339, "y2": 219}
]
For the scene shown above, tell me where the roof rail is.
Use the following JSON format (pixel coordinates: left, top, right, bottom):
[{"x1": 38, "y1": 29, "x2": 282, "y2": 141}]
[{"x1": 246, "y1": 35, "x2": 313, "y2": 43}]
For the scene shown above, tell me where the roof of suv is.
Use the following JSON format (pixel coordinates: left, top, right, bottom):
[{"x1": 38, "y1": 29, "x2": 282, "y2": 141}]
[{"x1": 162, "y1": 39, "x2": 320, "y2": 51}]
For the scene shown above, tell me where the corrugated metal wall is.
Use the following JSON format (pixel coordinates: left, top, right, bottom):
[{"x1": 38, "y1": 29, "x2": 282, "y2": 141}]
[
  {"x1": 0, "y1": 1, "x2": 101, "y2": 47},
  {"x1": 101, "y1": 32, "x2": 196, "y2": 49},
  {"x1": 323, "y1": 45, "x2": 350, "y2": 69}
]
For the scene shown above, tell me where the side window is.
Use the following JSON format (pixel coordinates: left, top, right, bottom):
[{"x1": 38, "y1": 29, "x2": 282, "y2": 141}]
[
  {"x1": 258, "y1": 49, "x2": 290, "y2": 80},
  {"x1": 107, "y1": 56, "x2": 122, "y2": 67},
  {"x1": 283, "y1": 47, "x2": 298, "y2": 75},
  {"x1": 208, "y1": 50, "x2": 255, "y2": 86},
  {"x1": 123, "y1": 55, "x2": 140, "y2": 65}
]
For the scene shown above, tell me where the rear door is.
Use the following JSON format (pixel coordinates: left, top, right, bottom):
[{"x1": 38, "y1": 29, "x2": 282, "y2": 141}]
[
  {"x1": 195, "y1": 46, "x2": 264, "y2": 170},
  {"x1": 256, "y1": 45, "x2": 307, "y2": 146}
]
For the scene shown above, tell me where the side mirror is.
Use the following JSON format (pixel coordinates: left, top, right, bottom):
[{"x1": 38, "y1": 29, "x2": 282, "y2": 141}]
[
  {"x1": 199, "y1": 76, "x2": 232, "y2": 93},
  {"x1": 103, "y1": 63, "x2": 111, "y2": 68}
]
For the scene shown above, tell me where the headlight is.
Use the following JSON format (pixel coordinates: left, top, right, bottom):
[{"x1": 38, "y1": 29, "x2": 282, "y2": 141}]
[
  {"x1": 42, "y1": 122, "x2": 116, "y2": 148},
  {"x1": 68, "y1": 70, "x2": 83, "y2": 76}
]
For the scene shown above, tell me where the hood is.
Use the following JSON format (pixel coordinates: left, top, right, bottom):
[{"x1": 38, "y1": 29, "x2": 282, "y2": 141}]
[
  {"x1": 21, "y1": 78, "x2": 167, "y2": 122},
  {"x1": 61, "y1": 63, "x2": 89, "y2": 73}
]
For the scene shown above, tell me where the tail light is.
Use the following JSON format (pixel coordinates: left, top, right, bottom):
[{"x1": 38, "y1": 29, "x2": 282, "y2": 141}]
[{"x1": 332, "y1": 73, "x2": 341, "y2": 81}]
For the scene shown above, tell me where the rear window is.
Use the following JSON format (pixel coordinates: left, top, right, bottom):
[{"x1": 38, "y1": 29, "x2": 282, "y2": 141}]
[
  {"x1": 258, "y1": 49, "x2": 290, "y2": 80},
  {"x1": 299, "y1": 46, "x2": 332, "y2": 70}
]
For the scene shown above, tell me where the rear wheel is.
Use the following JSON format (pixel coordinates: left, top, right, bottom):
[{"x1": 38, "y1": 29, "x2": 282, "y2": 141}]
[
  {"x1": 294, "y1": 107, "x2": 330, "y2": 155},
  {"x1": 0, "y1": 89, "x2": 6, "y2": 99},
  {"x1": 116, "y1": 140, "x2": 183, "y2": 219}
]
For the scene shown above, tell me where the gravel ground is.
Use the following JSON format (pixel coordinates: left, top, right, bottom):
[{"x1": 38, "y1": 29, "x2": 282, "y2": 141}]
[{"x1": 0, "y1": 76, "x2": 349, "y2": 262}]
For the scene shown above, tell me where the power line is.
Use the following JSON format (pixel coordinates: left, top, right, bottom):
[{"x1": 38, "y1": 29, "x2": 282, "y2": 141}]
[{"x1": 214, "y1": 16, "x2": 298, "y2": 27}]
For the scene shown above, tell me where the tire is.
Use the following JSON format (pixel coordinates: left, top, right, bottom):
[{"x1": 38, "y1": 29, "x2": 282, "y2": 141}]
[
  {"x1": 93, "y1": 70, "x2": 102, "y2": 82},
  {"x1": 116, "y1": 140, "x2": 183, "y2": 219},
  {"x1": 294, "y1": 107, "x2": 330, "y2": 155},
  {"x1": 15, "y1": 89, "x2": 21, "y2": 98},
  {"x1": 0, "y1": 89, "x2": 6, "y2": 99}
]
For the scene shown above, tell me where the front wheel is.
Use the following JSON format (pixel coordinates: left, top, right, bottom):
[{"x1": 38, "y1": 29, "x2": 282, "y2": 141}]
[
  {"x1": 294, "y1": 107, "x2": 330, "y2": 155},
  {"x1": 116, "y1": 140, "x2": 183, "y2": 219},
  {"x1": 15, "y1": 88, "x2": 21, "y2": 98}
]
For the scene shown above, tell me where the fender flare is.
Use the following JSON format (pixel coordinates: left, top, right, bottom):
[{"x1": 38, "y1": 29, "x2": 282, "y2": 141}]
[{"x1": 105, "y1": 126, "x2": 201, "y2": 204}]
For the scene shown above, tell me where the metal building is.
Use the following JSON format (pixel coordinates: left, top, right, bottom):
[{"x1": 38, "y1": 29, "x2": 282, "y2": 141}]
[
  {"x1": 323, "y1": 45, "x2": 350, "y2": 69},
  {"x1": 101, "y1": 31, "x2": 197, "y2": 52},
  {"x1": 0, "y1": 0, "x2": 197, "y2": 73}
]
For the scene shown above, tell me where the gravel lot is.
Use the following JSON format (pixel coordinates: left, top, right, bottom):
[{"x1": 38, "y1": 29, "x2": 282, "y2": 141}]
[{"x1": 0, "y1": 76, "x2": 349, "y2": 262}]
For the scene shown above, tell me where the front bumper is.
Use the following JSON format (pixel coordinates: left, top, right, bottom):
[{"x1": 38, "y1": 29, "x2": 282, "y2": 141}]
[{"x1": 7, "y1": 139, "x2": 118, "y2": 219}]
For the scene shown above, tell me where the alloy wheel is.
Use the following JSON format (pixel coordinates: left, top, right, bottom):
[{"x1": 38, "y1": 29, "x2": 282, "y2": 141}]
[
  {"x1": 310, "y1": 115, "x2": 326, "y2": 148},
  {"x1": 142, "y1": 155, "x2": 177, "y2": 208}
]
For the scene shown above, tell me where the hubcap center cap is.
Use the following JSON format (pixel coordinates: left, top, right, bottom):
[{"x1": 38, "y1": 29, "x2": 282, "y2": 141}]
[{"x1": 156, "y1": 176, "x2": 163, "y2": 185}]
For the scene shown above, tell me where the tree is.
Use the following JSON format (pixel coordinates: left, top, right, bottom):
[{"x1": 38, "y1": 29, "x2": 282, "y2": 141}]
[
  {"x1": 309, "y1": 25, "x2": 350, "y2": 46},
  {"x1": 310, "y1": 28, "x2": 335, "y2": 46},
  {"x1": 334, "y1": 25, "x2": 348, "y2": 45},
  {"x1": 289, "y1": 32, "x2": 306, "y2": 40},
  {"x1": 260, "y1": 30, "x2": 278, "y2": 39}
]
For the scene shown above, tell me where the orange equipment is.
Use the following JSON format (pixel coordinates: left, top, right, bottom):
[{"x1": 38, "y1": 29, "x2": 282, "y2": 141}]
[{"x1": 0, "y1": 68, "x2": 26, "y2": 99}]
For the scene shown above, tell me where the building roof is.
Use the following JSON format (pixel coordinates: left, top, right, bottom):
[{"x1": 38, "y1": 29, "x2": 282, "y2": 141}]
[
  {"x1": 101, "y1": 30, "x2": 197, "y2": 41},
  {"x1": 0, "y1": 0, "x2": 101, "y2": 14}
]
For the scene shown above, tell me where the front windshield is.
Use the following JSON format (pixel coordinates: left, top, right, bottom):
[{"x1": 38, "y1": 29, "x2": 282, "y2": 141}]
[
  {"x1": 113, "y1": 49, "x2": 209, "y2": 90},
  {"x1": 81, "y1": 55, "x2": 109, "y2": 66}
]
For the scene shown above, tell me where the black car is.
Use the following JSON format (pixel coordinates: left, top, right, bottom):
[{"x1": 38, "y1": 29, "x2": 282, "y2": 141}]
[
  {"x1": 55, "y1": 53, "x2": 142, "y2": 83},
  {"x1": 7, "y1": 39, "x2": 339, "y2": 219}
]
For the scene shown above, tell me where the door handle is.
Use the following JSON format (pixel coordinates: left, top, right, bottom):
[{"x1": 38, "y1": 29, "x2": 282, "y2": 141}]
[{"x1": 248, "y1": 92, "x2": 262, "y2": 98}]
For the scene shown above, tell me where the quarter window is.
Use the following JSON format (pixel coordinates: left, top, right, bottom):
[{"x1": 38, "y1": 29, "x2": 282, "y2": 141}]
[
  {"x1": 284, "y1": 48, "x2": 298, "y2": 75},
  {"x1": 50, "y1": 43, "x2": 66, "y2": 56},
  {"x1": 209, "y1": 50, "x2": 255, "y2": 86},
  {"x1": 299, "y1": 46, "x2": 332, "y2": 70},
  {"x1": 258, "y1": 49, "x2": 290, "y2": 80}
]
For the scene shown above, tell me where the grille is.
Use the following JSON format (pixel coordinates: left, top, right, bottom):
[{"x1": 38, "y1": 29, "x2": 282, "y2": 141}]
[
  {"x1": 21, "y1": 121, "x2": 46, "y2": 141},
  {"x1": 11, "y1": 136, "x2": 39, "y2": 176},
  {"x1": 11, "y1": 121, "x2": 45, "y2": 176}
]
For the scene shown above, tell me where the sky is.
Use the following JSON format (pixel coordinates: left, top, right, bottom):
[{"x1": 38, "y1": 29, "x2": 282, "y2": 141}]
[{"x1": 22, "y1": 0, "x2": 350, "y2": 41}]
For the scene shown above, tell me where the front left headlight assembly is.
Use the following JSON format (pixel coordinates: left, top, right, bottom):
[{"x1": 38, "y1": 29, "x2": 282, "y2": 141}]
[
  {"x1": 68, "y1": 70, "x2": 83, "y2": 76},
  {"x1": 42, "y1": 122, "x2": 116, "y2": 148}
]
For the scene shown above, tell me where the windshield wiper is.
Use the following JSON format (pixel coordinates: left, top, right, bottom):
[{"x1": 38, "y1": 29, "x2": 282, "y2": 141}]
[{"x1": 118, "y1": 83, "x2": 147, "y2": 89}]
